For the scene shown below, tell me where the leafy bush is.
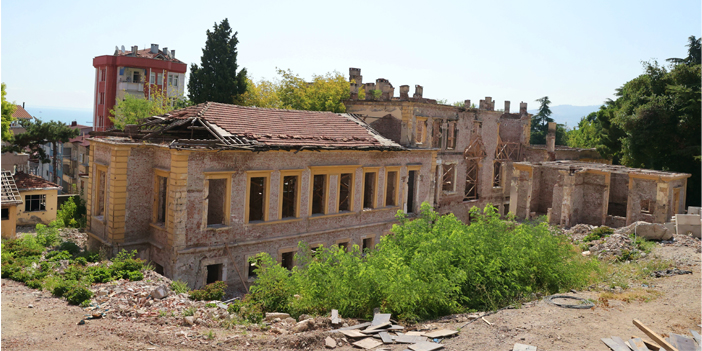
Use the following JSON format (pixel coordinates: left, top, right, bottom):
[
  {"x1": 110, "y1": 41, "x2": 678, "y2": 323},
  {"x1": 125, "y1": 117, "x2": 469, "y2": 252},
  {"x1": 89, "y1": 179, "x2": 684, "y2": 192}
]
[
  {"x1": 26, "y1": 279, "x2": 43, "y2": 290},
  {"x1": 56, "y1": 196, "x2": 87, "y2": 228},
  {"x1": 46, "y1": 250, "x2": 72, "y2": 261},
  {"x1": 111, "y1": 250, "x2": 145, "y2": 276},
  {"x1": 65, "y1": 284, "x2": 93, "y2": 305},
  {"x1": 74, "y1": 257, "x2": 88, "y2": 266},
  {"x1": 584, "y1": 226, "x2": 614, "y2": 242},
  {"x1": 76, "y1": 250, "x2": 100, "y2": 263},
  {"x1": 36, "y1": 222, "x2": 62, "y2": 247},
  {"x1": 247, "y1": 203, "x2": 600, "y2": 321},
  {"x1": 190, "y1": 281, "x2": 227, "y2": 301},
  {"x1": 128, "y1": 270, "x2": 143, "y2": 281},
  {"x1": 58, "y1": 241, "x2": 81, "y2": 255},
  {"x1": 171, "y1": 280, "x2": 190, "y2": 294},
  {"x1": 87, "y1": 266, "x2": 113, "y2": 283},
  {"x1": 4, "y1": 236, "x2": 44, "y2": 257}
]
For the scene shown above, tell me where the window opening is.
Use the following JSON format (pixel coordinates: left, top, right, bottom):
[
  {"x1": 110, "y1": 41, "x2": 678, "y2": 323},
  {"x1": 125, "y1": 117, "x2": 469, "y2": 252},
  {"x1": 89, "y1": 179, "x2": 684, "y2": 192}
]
[
  {"x1": 415, "y1": 119, "x2": 427, "y2": 144},
  {"x1": 150, "y1": 72, "x2": 155, "y2": 84},
  {"x1": 432, "y1": 120, "x2": 443, "y2": 148},
  {"x1": 407, "y1": 170, "x2": 417, "y2": 213},
  {"x1": 442, "y1": 164, "x2": 455, "y2": 192},
  {"x1": 156, "y1": 175, "x2": 168, "y2": 223},
  {"x1": 153, "y1": 263, "x2": 164, "y2": 275},
  {"x1": 385, "y1": 171, "x2": 397, "y2": 206},
  {"x1": 312, "y1": 174, "x2": 326, "y2": 215},
  {"x1": 208, "y1": 178, "x2": 227, "y2": 225},
  {"x1": 248, "y1": 257, "x2": 261, "y2": 279},
  {"x1": 447, "y1": 122, "x2": 457, "y2": 150},
  {"x1": 338, "y1": 173, "x2": 352, "y2": 212},
  {"x1": 337, "y1": 241, "x2": 349, "y2": 252},
  {"x1": 206, "y1": 264, "x2": 222, "y2": 285},
  {"x1": 464, "y1": 159, "x2": 479, "y2": 200},
  {"x1": 247, "y1": 177, "x2": 264, "y2": 222},
  {"x1": 493, "y1": 161, "x2": 502, "y2": 188},
  {"x1": 281, "y1": 251, "x2": 294, "y2": 270},
  {"x1": 281, "y1": 175, "x2": 298, "y2": 218},
  {"x1": 362, "y1": 237, "x2": 373, "y2": 253},
  {"x1": 1, "y1": 208, "x2": 9, "y2": 220},
  {"x1": 132, "y1": 70, "x2": 141, "y2": 83},
  {"x1": 640, "y1": 199, "x2": 654, "y2": 214},
  {"x1": 363, "y1": 172, "x2": 376, "y2": 209}
]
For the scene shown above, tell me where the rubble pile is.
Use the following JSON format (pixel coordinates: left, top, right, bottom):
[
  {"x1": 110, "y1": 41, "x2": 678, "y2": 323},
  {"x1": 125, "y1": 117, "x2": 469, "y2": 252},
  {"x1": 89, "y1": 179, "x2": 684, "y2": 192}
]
[{"x1": 586, "y1": 233, "x2": 636, "y2": 259}]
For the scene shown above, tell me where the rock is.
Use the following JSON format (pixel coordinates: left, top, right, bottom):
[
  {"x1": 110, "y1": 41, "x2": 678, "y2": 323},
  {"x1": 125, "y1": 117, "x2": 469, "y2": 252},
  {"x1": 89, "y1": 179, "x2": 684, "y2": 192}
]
[
  {"x1": 581, "y1": 251, "x2": 591, "y2": 256},
  {"x1": 151, "y1": 285, "x2": 168, "y2": 300},
  {"x1": 217, "y1": 303, "x2": 228, "y2": 309},
  {"x1": 633, "y1": 222, "x2": 673, "y2": 241},
  {"x1": 298, "y1": 314, "x2": 311, "y2": 322},
  {"x1": 184, "y1": 316, "x2": 195, "y2": 326},
  {"x1": 195, "y1": 318, "x2": 205, "y2": 325},
  {"x1": 283, "y1": 317, "x2": 297, "y2": 325},
  {"x1": 265, "y1": 312, "x2": 291, "y2": 321},
  {"x1": 28, "y1": 304, "x2": 33, "y2": 308},
  {"x1": 270, "y1": 327, "x2": 283, "y2": 335},
  {"x1": 325, "y1": 336, "x2": 337, "y2": 348},
  {"x1": 293, "y1": 318, "x2": 313, "y2": 333},
  {"x1": 77, "y1": 319, "x2": 85, "y2": 325}
]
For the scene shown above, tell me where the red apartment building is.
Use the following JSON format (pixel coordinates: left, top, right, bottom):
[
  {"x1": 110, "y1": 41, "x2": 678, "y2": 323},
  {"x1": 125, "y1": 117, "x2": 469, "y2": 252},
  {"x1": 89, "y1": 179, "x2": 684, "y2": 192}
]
[{"x1": 92, "y1": 44, "x2": 187, "y2": 132}]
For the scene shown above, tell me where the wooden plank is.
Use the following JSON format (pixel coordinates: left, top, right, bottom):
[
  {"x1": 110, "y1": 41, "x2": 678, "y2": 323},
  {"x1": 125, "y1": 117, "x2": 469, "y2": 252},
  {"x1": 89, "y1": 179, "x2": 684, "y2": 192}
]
[
  {"x1": 632, "y1": 335, "x2": 662, "y2": 351},
  {"x1": 331, "y1": 309, "x2": 340, "y2": 324},
  {"x1": 633, "y1": 319, "x2": 679, "y2": 351},
  {"x1": 352, "y1": 337, "x2": 383, "y2": 350},
  {"x1": 603, "y1": 338, "x2": 633, "y2": 351},
  {"x1": 689, "y1": 330, "x2": 701, "y2": 345},
  {"x1": 379, "y1": 332, "x2": 394, "y2": 344},
  {"x1": 629, "y1": 338, "x2": 651, "y2": 351},
  {"x1": 670, "y1": 334, "x2": 697, "y2": 351},
  {"x1": 408, "y1": 341, "x2": 444, "y2": 351},
  {"x1": 611, "y1": 336, "x2": 634, "y2": 350},
  {"x1": 512, "y1": 343, "x2": 538, "y2": 351}
]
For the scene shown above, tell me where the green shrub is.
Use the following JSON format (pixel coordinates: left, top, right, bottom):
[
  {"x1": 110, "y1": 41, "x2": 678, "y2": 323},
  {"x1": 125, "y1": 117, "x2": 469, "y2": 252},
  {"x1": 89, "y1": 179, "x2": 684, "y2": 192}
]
[
  {"x1": 65, "y1": 284, "x2": 93, "y2": 305},
  {"x1": 58, "y1": 241, "x2": 81, "y2": 255},
  {"x1": 4, "y1": 236, "x2": 44, "y2": 257},
  {"x1": 87, "y1": 266, "x2": 112, "y2": 283},
  {"x1": 76, "y1": 250, "x2": 100, "y2": 263},
  {"x1": 584, "y1": 226, "x2": 614, "y2": 242},
  {"x1": 51, "y1": 279, "x2": 76, "y2": 297},
  {"x1": 128, "y1": 270, "x2": 143, "y2": 281},
  {"x1": 46, "y1": 250, "x2": 72, "y2": 261},
  {"x1": 190, "y1": 281, "x2": 227, "y2": 301},
  {"x1": 36, "y1": 222, "x2": 61, "y2": 247},
  {"x1": 248, "y1": 203, "x2": 600, "y2": 321},
  {"x1": 26, "y1": 279, "x2": 43, "y2": 290},
  {"x1": 205, "y1": 302, "x2": 217, "y2": 308},
  {"x1": 111, "y1": 250, "x2": 145, "y2": 275},
  {"x1": 171, "y1": 280, "x2": 190, "y2": 294},
  {"x1": 183, "y1": 306, "x2": 196, "y2": 316},
  {"x1": 74, "y1": 257, "x2": 88, "y2": 266},
  {"x1": 56, "y1": 196, "x2": 87, "y2": 229},
  {"x1": 227, "y1": 301, "x2": 241, "y2": 314}
]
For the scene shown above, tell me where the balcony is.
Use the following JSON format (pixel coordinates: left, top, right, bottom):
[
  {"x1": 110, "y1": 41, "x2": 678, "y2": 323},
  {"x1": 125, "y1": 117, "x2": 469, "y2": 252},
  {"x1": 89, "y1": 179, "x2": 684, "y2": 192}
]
[{"x1": 117, "y1": 81, "x2": 144, "y2": 93}]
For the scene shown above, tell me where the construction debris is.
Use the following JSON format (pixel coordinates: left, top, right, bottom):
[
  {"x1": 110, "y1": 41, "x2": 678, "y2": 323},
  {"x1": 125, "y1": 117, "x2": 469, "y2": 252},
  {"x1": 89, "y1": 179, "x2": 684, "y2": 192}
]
[
  {"x1": 650, "y1": 268, "x2": 693, "y2": 278},
  {"x1": 512, "y1": 343, "x2": 537, "y2": 351}
]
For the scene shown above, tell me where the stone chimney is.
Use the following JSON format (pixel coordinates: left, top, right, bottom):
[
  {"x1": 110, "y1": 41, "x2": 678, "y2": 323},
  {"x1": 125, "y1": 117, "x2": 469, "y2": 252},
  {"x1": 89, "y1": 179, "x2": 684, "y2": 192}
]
[
  {"x1": 479, "y1": 97, "x2": 495, "y2": 111},
  {"x1": 71, "y1": 121, "x2": 77, "y2": 127},
  {"x1": 504, "y1": 101, "x2": 510, "y2": 113},
  {"x1": 376, "y1": 78, "x2": 393, "y2": 100},
  {"x1": 464, "y1": 100, "x2": 471, "y2": 108},
  {"x1": 350, "y1": 83, "x2": 359, "y2": 100},
  {"x1": 132, "y1": 45, "x2": 138, "y2": 55},
  {"x1": 349, "y1": 68, "x2": 362, "y2": 85},
  {"x1": 519, "y1": 102, "x2": 528, "y2": 115},
  {"x1": 150, "y1": 44, "x2": 159, "y2": 54},
  {"x1": 546, "y1": 122, "x2": 557, "y2": 153},
  {"x1": 399, "y1": 85, "x2": 410, "y2": 100},
  {"x1": 413, "y1": 85, "x2": 423, "y2": 99}
]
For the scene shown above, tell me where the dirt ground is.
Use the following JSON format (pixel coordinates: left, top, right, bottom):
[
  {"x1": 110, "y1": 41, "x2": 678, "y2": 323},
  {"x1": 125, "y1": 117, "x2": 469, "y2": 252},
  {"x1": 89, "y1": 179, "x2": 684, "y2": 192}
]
[{"x1": 2, "y1": 242, "x2": 700, "y2": 351}]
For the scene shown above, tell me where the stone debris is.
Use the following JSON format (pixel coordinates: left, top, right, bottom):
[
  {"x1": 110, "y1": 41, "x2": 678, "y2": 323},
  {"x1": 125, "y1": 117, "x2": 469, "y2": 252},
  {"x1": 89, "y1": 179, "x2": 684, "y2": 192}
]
[
  {"x1": 650, "y1": 268, "x2": 693, "y2": 278},
  {"x1": 616, "y1": 221, "x2": 672, "y2": 241}
]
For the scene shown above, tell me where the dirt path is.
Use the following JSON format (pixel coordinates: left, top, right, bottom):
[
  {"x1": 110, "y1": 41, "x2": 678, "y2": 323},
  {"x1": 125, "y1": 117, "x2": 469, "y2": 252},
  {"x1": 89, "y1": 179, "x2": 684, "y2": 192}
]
[{"x1": 2, "y1": 245, "x2": 700, "y2": 350}]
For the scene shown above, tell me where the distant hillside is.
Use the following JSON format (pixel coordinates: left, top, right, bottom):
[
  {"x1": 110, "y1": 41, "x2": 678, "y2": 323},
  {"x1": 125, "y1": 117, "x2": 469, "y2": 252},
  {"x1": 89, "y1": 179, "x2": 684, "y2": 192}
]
[
  {"x1": 24, "y1": 107, "x2": 93, "y2": 127},
  {"x1": 528, "y1": 104, "x2": 601, "y2": 129}
]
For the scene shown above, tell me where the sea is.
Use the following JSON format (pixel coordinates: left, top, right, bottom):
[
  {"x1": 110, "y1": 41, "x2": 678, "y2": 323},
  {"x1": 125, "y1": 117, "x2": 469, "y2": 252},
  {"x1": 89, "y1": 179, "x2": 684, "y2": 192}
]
[{"x1": 24, "y1": 106, "x2": 93, "y2": 127}]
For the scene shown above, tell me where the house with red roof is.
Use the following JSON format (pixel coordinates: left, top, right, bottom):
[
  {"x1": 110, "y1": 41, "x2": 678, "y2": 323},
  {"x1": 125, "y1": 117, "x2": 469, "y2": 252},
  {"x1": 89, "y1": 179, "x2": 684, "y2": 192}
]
[
  {"x1": 92, "y1": 44, "x2": 187, "y2": 132},
  {"x1": 86, "y1": 102, "x2": 433, "y2": 289},
  {"x1": 12, "y1": 171, "x2": 60, "y2": 226}
]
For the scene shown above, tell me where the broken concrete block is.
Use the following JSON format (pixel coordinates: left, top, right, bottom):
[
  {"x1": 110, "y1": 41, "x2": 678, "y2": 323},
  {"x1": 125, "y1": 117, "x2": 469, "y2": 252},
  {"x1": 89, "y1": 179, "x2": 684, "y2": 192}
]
[
  {"x1": 325, "y1": 336, "x2": 337, "y2": 348},
  {"x1": 265, "y1": 312, "x2": 291, "y2": 321},
  {"x1": 151, "y1": 285, "x2": 168, "y2": 299},
  {"x1": 633, "y1": 222, "x2": 673, "y2": 241},
  {"x1": 293, "y1": 318, "x2": 314, "y2": 333}
]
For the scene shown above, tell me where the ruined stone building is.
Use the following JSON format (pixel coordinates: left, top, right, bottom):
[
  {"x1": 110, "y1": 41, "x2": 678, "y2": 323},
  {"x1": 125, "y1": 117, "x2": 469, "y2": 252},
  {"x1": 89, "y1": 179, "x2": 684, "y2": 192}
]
[{"x1": 86, "y1": 68, "x2": 690, "y2": 291}]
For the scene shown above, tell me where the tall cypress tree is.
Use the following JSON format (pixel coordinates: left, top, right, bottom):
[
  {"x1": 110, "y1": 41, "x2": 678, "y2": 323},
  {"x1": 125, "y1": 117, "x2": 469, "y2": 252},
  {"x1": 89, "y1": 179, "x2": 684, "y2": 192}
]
[
  {"x1": 529, "y1": 96, "x2": 554, "y2": 144},
  {"x1": 188, "y1": 19, "x2": 247, "y2": 104}
]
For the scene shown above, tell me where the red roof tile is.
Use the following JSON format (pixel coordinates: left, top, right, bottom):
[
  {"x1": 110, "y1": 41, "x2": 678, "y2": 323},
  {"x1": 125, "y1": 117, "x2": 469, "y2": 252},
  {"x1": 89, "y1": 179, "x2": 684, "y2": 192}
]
[
  {"x1": 162, "y1": 102, "x2": 400, "y2": 149},
  {"x1": 68, "y1": 134, "x2": 90, "y2": 147},
  {"x1": 13, "y1": 172, "x2": 60, "y2": 190},
  {"x1": 12, "y1": 105, "x2": 32, "y2": 119}
]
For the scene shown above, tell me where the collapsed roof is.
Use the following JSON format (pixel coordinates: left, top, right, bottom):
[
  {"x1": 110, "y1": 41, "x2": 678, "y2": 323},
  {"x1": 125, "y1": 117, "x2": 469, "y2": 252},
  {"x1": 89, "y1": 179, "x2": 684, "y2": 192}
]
[{"x1": 91, "y1": 102, "x2": 403, "y2": 151}]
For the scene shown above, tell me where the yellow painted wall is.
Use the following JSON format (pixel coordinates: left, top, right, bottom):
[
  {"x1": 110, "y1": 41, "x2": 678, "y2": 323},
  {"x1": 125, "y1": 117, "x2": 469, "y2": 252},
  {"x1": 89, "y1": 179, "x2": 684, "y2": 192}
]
[
  {"x1": 16, "y1": 189, "x2": 58, "y2": 226},
  {"x1": 1, "y1": 204, "x2": 18, "y2": 239}
]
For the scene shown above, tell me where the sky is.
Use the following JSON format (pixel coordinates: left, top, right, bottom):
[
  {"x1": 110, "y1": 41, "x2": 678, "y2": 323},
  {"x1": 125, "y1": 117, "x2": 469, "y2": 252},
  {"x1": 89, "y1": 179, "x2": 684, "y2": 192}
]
[{"x1": 2, "y1": 0, "x2": 700, "y2": 120}]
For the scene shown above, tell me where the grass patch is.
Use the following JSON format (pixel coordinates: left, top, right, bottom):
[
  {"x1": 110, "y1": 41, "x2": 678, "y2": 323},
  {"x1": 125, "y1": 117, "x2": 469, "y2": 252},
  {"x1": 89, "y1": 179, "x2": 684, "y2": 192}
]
[
  {"x1": 599, "y1": 288, "x2": 662, "y2": 304},
  {"x1": 171, "y1": 280, "x2": 190, "y2": 294},
  {"x1": 583, "y1": 226, "x2": 614, "y2": 242}
]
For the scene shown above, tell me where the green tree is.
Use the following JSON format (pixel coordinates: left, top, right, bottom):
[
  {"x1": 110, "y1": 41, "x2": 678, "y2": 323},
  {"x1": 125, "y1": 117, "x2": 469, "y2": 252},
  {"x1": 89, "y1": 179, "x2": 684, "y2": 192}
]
[
  {"x1": 109, "y1": 87, "x2": 187, "y2": 129},
  {"x1": 1, "y1": 83, "x2": 17, "y2": 142},
  {"x1": 666, "y1": 35, "x2": 701, "y2": 65},
  {"x1": 276, "y1": 69, "x2": 350, "y2": 113},
  {"x1": 2, "y1": 120, "x2": 78, "y2": 184},
  {"x1": 566, "y1": 111, "x2": 601, "y2": 148},
  {"x1": 530, "y1": 96, "x2": 555, "y2": 144},
  {"x1": 188, "y1": 18, "x2": 247, "y2": 104},
  {"x1": 235, "y1": 77, "x2": 282, "y2": 109}
]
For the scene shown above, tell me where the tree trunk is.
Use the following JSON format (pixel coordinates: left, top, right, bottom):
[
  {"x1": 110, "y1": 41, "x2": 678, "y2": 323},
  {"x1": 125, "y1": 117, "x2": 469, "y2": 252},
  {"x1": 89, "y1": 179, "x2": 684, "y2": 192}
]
[{"x1": 52, "y1": 141, "x2": 58, "y2": 185}]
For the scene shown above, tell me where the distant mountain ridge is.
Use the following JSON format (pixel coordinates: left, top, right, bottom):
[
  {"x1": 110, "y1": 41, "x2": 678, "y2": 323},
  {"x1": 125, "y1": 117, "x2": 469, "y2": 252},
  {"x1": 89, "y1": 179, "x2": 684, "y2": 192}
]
[{"x1": 528, "y1": 104, "x2": 601, "y2": 129}]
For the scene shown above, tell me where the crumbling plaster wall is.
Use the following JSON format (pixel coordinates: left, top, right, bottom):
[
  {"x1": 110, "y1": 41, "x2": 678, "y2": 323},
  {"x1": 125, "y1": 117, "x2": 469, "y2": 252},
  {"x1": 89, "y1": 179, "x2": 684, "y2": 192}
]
[
  {"x1": 579, "y1": 173, "x2": 607, "y2": 226},
  {"x1": 627, "y1": 177, "x2": 657, "y2": 223},
  {"x1": 88, "y1": 143, "x2": 113, "y2": 241}
]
